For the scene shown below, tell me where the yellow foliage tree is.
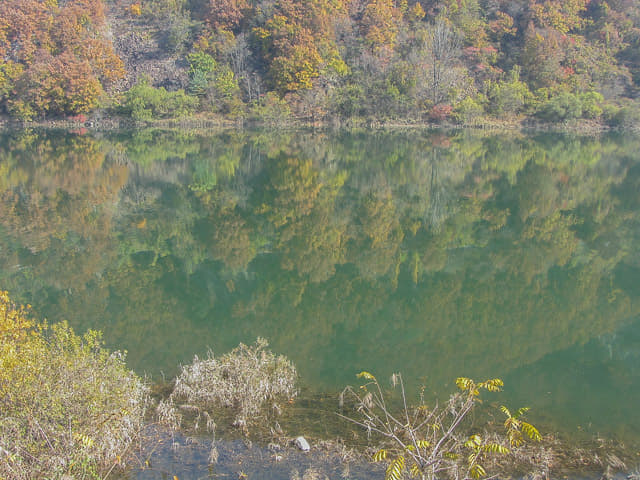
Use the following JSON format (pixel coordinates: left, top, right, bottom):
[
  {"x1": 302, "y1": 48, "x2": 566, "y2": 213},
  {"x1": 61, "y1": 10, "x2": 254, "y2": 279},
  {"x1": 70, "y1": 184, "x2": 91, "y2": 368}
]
[
  {"x1": 0, "y1": 292, "x2": 147, "y2": 479},
  {"x1": 362, "y1": 0, "x2": 401, "y2": 53}
]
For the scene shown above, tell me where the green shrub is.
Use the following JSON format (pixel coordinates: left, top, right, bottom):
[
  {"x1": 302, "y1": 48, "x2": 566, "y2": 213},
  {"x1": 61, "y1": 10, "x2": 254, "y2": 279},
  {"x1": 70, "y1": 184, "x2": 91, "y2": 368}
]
[
  {"x1": 187, "y1": 53, "x2": 243, "y2": 115},
  {"x1": 142, "y1": 0, "x2": 188, "y2": 19},
  {"x1": 165, "y1": 88, "x2": 198, "y2": 117},
  {"x1": 121, "y1": 76, "x2": 197, "y2": 120},
  {"x1": 187, "y1": 51, "x2": 217, "y2": 76},
  {"x1": 6, "y1": 99, "x2": 36, "y2": 121},
  {"x1": 0, "y1": 61, "x2": 23, "y2": 107},
  {"x1": 536, "y1": 91, "x2": 607, "y2": 122},
  {"x1": 165, "y1": 13, "x2": 193, "y2": 53},
  {"x1": 142, "y1": 0, "x2": 194, "y2": 54},
  {"x1": 607, "y1": 101, "x2": 640, "y2": 129},
  {"x1": 188, "y1": 52, "x2": 216, "y2": 97},
  {"x1": 601, "y1": 102, "x2": 620, "y2": 124},
  {"x1": 454, "y1": 95, "x2": 485, "y2": 124},
  {"x1": 211, "y1": 65, "x2": 243, "y2": 116},
  {"x1": 188, "y1": 69, "x2": 211, "y2": 96},
  {"x1": 579, "y1": 91, "x2": 604, "y2": 119},
  {"x1": 248, "y1": 92, "x2": 292, "y2": 126},
  {"x1": 331, "y1": 84, "x2": 367, "y2": 118},
  {"x1": 536, "y1": 92, "x2": 583, "y2": 122},
  {"x1": 0, "y1": 292, "x2": 148, "y2": 480},
  {"x1": 487, "y1": 68, "x2": 533, "y2": 117}
]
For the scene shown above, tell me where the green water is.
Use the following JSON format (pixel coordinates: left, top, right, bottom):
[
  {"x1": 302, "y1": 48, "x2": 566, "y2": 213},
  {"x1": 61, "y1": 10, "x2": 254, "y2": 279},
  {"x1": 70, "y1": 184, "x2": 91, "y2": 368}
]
[{"x1": 0, "y1": 128, "x2": 639, "y2": 444}]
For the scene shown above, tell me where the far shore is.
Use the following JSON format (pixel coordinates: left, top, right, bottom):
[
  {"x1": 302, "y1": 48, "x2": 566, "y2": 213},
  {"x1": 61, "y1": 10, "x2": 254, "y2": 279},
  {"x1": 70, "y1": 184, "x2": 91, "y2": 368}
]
[{"x1": 0, "y1": 113, "x2": 636, "y2": 135}]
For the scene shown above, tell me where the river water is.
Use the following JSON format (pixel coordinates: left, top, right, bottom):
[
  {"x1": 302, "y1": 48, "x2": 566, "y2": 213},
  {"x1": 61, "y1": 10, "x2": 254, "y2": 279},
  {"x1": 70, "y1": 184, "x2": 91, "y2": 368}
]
[{"x1": 0, "y1": 128, "x2": 639, "y2": 475}]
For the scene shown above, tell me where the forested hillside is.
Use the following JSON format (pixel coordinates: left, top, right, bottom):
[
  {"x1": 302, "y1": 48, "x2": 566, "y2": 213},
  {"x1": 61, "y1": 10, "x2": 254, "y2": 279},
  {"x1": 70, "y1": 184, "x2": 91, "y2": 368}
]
[{"x1": 1, "y1": 0, "x2": 640, "y2": 126}]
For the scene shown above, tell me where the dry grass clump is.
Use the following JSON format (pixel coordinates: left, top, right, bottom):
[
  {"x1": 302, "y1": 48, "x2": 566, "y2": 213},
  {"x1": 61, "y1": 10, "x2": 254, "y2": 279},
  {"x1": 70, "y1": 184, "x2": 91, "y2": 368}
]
[
  {"x1": 159, "y1": 338, "x2": 297, "y2": 431},
  {"x1": 0, "y1": 291, "x2": 148, "y2": 480}
]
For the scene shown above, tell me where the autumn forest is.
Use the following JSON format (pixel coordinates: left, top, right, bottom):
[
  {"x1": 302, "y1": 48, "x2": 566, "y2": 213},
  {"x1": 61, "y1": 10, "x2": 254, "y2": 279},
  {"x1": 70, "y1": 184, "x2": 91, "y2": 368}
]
[{"x1": 1, "y1": 0, "x2": 640, "y2": 126}]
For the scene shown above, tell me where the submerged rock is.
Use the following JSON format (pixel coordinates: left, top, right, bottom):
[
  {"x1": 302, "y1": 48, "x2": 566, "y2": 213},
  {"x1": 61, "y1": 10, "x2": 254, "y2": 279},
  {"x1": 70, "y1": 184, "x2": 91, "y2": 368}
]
[{"x1": 294, "y1": 436, "x2": 310, "y2": 451}]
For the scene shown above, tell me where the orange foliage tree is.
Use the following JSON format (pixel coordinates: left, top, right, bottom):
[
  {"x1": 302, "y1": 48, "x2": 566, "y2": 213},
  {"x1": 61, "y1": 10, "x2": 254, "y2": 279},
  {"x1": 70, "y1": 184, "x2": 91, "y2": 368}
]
[
  {"x1": 0, "y1": 0, "x2": 124, "y2": 119},
  {"x1": 362, "y1": 0, "x2": 403, "y2": 53},
  {"x1": 205, "y1": 0, "x2": 251, "y2": 31}
]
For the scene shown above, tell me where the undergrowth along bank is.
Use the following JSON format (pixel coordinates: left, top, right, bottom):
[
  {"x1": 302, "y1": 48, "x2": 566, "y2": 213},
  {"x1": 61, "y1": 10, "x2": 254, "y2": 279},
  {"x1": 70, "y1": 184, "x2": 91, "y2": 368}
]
[{"x1": 0, "y1": 292, "x2": 148, "y2": 480}]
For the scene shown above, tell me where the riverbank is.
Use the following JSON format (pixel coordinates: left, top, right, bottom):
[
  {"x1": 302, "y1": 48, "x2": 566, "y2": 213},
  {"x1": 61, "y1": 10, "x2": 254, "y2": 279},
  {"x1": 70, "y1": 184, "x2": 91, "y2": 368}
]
[
  {"x1": 130, "y1": 433, "x2": 636, "y2": 480},
  {"x1": 127, "y1": 385, "x2": 640, "y2": 480},
  {"x1": 0, "y1": 113, "x2": 636, "y2": 135}
]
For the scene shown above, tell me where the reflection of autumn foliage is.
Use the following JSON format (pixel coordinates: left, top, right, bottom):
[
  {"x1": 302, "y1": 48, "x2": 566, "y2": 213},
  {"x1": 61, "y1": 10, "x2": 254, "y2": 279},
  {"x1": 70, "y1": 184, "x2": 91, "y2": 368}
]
[
  {"x1": 348, "y1": 191, "x2": 404, "y2": 280},
  {"x1": 0, "y1": 0, "x2": 123, "y2": 118},
  {"x1": 203, "y1": 202, "x2": 255, "y2": 271},
  {"x1": 0, "y1": 130, "x2": 639, "y2": 396},
  {"x1": 0, "y1": 134, "x2": 128, "y2": 293},
  {"x1": 277, "y1": 173, "x2": 348, "y2": 283},
  {"x1": 258, "y1": 154, "x2": 322, "y2": 227}
]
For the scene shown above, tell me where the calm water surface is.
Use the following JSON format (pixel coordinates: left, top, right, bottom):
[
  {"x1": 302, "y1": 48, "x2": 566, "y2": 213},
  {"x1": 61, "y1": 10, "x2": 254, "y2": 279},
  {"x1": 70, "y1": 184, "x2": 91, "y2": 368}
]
[{"x1": 0, "y1": 128, "x2": 639, "y2": 446}]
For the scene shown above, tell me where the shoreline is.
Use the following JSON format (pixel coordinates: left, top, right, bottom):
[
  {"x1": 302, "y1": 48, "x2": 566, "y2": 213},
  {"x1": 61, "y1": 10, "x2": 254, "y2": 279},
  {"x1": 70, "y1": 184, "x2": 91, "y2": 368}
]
[
  {"x1": 0, "y1": 114, "x2": 636, "y2": 135},
  {"x1": 132, "y1": 381, "x2": 640, "y2": 480}
]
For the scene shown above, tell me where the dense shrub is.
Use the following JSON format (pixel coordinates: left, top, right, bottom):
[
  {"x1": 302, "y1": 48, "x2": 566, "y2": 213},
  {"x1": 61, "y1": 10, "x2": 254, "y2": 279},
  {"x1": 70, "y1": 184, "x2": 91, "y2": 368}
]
[
  {"x1": 187, "y1": 51, "x2": 217, "y2": 76},
  {"x1": 331, "y1": 84, "x2": 367, "y2": 119},
  {"x1": 0, "y1": 0, "x2": 124, "y2": 120},
  {"x1": 536, "y1": 92, "x2": 583, "y2": 122},
  {"x1": 606, "y1": 101, "x2": 640, "y2": 129},
  {"x1": 142, "y1": 0, "x2": 195, "y2": 53},
  {"x1": 121, "y1": 76, "x2": 197, "y2": 120},
  {"x1": 0, "y1": 292, "x2": 148, "y2": 480},
  {"x1": 536, "y1": 91, "x2": 606, "y2": 122},
  {"x1": 454, "y1": 95, "x2": 485, "y2": 124},
  {"x1": 164, "y1": 13, "x2": 193, "y2": 53},
  {"x1": 0, "y1": 0, "x2": 639, "y2": 127},
  {"x1": 580, "y1": 92, "x2": 604, "y2": 119},
  {"x1": 248, "y1": 92, "x2": 292, "y2": 125},
  {"x1": 429, "y1": 104, "x2": 454, "y2": 122},
  {"x1": 188, "y1": 69, "x2": 211, "y2": 97},
  {"x1": 187, "y1": 52, "x2": 243, "y2": 115},
  {"x1": 487, "y1": 69, "x2": 533, "y2": 117}
]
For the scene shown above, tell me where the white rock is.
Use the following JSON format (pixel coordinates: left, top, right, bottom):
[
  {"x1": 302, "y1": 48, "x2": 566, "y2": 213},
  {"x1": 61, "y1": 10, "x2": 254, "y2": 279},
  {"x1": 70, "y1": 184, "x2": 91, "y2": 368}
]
[{"x1": 294, "y1": 436, "x2": 310, "y2": 451}]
